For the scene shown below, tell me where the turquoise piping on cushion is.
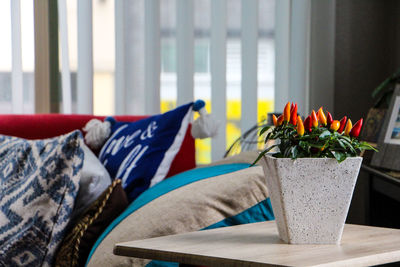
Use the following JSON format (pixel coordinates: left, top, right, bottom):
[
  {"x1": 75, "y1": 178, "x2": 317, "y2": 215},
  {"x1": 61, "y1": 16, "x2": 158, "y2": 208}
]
[
  {"x1": 85, "y1": 163, "x2": 251, "y2": 266},
  {"x1": 146, "y1": 198, "x2": 274, "y2": 267},
  {"x1": 202, "y1": 198, "x2": 274, "y2": 230}
]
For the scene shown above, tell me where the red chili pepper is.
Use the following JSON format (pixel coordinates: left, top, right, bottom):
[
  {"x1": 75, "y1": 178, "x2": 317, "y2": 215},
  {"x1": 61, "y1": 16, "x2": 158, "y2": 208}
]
[
  {"x1": 338, "y1": 116, "x2": 347, "y2": 133},
  {"x1": 350, "y1": 118, "x2": 363, "y2": 138},
  {"x1": 304, "y1": 116, "x2": 312, "y2": 133},
  {"x1": 283, "y1": 102, "x2": 291, "y2": 122},
  {"x1": 290, "y1": 103, "x2": 295, "y2": 113},
  {"x1": 327, "y1": 112, "x2": 333, "y2": 127},
  {"x1": 290, "y1": 103, "x2": 298, "y2": 125}
]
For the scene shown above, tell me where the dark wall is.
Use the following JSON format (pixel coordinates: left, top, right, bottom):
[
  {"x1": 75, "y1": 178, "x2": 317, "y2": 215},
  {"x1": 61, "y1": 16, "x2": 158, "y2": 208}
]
[
  {"x1": 334, "y1": 0, "x2": 400, "y2": 120},
  {"x1": 336, "y1": 0, "x2": 400, "y2": 225}
]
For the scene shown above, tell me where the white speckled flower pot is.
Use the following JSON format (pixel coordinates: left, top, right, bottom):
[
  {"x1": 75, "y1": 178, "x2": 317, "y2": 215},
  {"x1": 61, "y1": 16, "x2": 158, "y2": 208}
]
[{"x1": 260, "y1": 155, "x2": 362, "y2": 244}]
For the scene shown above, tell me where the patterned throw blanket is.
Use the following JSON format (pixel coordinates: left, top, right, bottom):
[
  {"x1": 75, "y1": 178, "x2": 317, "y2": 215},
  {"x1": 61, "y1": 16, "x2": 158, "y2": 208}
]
[{"x1": 0, "y1": 131, "x2": 84, "y2": 267}]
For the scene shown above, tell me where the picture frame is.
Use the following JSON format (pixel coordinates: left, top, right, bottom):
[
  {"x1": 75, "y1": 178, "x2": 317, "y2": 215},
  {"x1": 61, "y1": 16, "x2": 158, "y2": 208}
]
[
  {"x1": 371, "y1": 85, "x2": 400, "y2": 171},
  {"x1": 361, "y1": 108, "x2": 386, "y2": 143}
]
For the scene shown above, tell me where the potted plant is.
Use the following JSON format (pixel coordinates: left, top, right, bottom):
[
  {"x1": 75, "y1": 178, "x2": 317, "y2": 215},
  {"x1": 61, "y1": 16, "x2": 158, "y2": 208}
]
[{"x1": 253, "y1": 103, "x2": 377, "y2": 244}]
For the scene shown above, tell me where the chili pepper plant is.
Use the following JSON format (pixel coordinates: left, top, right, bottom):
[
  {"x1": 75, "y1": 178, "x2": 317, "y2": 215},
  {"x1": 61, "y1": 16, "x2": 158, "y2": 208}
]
[{"x1": 254, "y1": 102, "x2": 377, "y2": 164}]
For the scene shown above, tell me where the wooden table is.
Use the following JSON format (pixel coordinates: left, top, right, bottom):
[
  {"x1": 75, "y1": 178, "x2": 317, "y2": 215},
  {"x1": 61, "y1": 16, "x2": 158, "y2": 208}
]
[{"x1": 114, "y1": 221, "x2": 400, "y2": 267}]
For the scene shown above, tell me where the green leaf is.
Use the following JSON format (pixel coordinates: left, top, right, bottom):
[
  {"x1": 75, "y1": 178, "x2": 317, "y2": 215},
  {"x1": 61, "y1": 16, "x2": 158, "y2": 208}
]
[
  {"x1": 290, "y1": 146, "x2": 298, "y2": 159},
  {"x1": 357, "y1": 142, "x2": 379, "y2": 152},
  {"x1": 337, "y1": 139, "x2": 347, "y2": 150},
  {"x1": 308, "y1": 143, "x2": 325, "y2": 149},
  {"x1": 338, "y1": 137, "x2": 357, "y2": 154},
  {"x1": 299, "y1": 141, "x2": 309, "y2": 150},
  {"x1": 331, "y1": 151, "x2": 347, "y2": 163},
  {"x1": 259, "y1": 126, "x2": 272, "y2": 136},
  {"x1": 319, "y1": 130, "x2": 331, "y2": 139},
  {"x1": 339, "y1": 135, "x2": 352, "y2": 143},
  {"x1": 251, "y1": 144, "x2": 279, "y2": 166},
  {"x1": 372, "y1": 77, "x2": 391, "y2": 99}
]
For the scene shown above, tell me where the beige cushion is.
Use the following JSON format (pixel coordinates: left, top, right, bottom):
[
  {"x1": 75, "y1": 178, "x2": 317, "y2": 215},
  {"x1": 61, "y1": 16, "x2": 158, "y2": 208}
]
[
  {"x1": 204, "y1": 151, "x2": 261, "y2": 167},
  {"x1": 87, "y1": 166, "x2": 268, "y2": 267}
]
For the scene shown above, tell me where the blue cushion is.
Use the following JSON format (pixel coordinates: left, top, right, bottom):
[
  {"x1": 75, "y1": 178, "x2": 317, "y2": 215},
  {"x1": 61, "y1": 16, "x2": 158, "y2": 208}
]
[
  {"x1": 86, "y1": 163, "x2": 274, "y2": 266},
  {"x1": 99, "y1": 102, "x2": 194, "y2": 202},
  {"x1": 0, "y1": 131, "x2": 84, "y2": 266}
]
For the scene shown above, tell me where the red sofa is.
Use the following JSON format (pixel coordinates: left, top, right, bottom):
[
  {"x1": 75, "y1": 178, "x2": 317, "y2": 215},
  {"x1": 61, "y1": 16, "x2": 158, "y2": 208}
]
[{"x1": 0, "y1": 114, "x2": 196, "y2": 178}]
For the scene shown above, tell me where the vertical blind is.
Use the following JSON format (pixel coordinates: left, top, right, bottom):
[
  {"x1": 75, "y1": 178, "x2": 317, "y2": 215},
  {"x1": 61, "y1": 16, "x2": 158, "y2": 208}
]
[
  {"x1": 10, "y1": 0, "x2": 23, "y2": 114},
  {"x1": 5, "y1": 0, "x2": 336, "y2": 161},
  {"x1": 58, "y1": 0, "x2": 267, "y2": 160},
  {"x1": 11, "y1": 0, "x2": 298, "y2": 161}
]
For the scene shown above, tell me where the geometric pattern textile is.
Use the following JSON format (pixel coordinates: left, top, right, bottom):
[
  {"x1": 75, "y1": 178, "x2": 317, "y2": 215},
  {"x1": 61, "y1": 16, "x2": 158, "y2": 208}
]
[{"x1": 0, "y1": 130, "x2": 84, "y2": 267}]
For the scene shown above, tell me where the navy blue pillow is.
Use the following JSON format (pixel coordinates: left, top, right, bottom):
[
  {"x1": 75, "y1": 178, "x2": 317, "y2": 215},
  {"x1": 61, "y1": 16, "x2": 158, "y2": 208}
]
[{"x1": 98, "y1": 102, "x2": 193, "y2": 202}]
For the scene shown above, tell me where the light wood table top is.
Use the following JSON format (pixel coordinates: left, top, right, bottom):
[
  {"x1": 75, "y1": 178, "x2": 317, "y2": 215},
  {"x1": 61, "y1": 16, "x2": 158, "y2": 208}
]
[{"x1": 114, "y1": 221, "x2": 400, "y2": 267}]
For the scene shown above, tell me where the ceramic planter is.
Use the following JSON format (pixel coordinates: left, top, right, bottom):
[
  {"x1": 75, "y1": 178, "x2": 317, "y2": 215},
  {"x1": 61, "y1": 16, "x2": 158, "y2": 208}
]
[{"x1": 260, "y1": 155, "x2": 362, "y2": 244}]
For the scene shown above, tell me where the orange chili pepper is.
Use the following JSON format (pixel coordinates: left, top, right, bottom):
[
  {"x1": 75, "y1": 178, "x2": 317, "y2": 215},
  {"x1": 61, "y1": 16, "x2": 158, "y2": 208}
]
[
  {"x1": 290, "y1": 103, "x2": 298, "y2": 125},
  {"x1": 317, "y1": 107, "x2": 327, "y2": 126},
  {"x1": 330, "y1": 120, "x2": 340, "y2": 131},
  {"x1": 344, "y1": 119, "x2": 353, "y2": 136},
  {"x1": 311, "y1": 110, "x2": 318, "y2": 128},
  {"x1": 272, "y1": 114, "x2": 278, "y2": 127},
  {"x1": 283, "y1": 102, "x2": 291, "y2": 122},
  {"x1": 297, "y1": 116, "x2": 304, "y2": 136},
  {"x1": 277, "y1": 114, "x2": 284, "y2": 126}
]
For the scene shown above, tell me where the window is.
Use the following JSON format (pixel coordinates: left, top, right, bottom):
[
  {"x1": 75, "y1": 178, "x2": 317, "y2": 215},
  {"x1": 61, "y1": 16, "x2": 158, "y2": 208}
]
[{"x1": 0, "y1": 0, "x2": 35, "y2": 114}]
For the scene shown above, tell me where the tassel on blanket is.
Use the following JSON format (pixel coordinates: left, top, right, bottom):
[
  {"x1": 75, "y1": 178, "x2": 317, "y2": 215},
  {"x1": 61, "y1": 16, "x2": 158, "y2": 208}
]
[
  {"x1": 191, "y1": 100, "x2": 219, "y2": 139},
  {"x1": 83, "y1": 119, "x2": 112, "y2": 149}
]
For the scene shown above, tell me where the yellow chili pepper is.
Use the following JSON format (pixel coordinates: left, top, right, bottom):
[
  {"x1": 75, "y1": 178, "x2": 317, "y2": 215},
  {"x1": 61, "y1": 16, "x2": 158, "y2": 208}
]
[
  {"x1": 317, "y1": 107, "x2": 327, "y2": 126},
  {"x1": 344, "y1": 119, "x2": 353, "y2": 136},
  {"x1": 297, "y1": 116, "x2": 304, "y2": 136},
  {"x1": 272, "y1": 114, "x2": 278, "y2": 126},
  {"x1": 311, "y1": 110, "x2": 318, "y2": 128},
  {"x1": 283, "y1": 102, "x2": 291, "y2": 122},
  {"x1": 330, "y1": 120, "x2": 340, "y2": 131}
]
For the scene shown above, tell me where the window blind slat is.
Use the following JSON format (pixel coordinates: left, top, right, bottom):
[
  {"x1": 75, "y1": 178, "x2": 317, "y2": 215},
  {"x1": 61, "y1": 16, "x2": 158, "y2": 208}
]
[
  {"x1": 58, "y1": 0, "x2": 72, "y2": 114},
  {"x1": 77, "y1": 0, "x2": 93, "y2": 114},
  {"x1": 289, "y1": 0, "x2": 311, "y2": 116},
  {"x1": 11, "y1": 0, "x2": 23, "y2": 114},
  {"x1": 176, "y1": 0, "x2": 194, "y2": 105},
  {"x1": 144, "y1": 0, "x2": 161, "y2": 115},
  {"x1": 211, "y1": 0, "x2": 227, "y2": 161},
  {"x1": 114, "y1": 0, "x2": 126, "y2": 115},
  {"x1": 241, "y1": 0, "x2": 258, "y2": 141},
  {"x1": 274, "y1": 0, "x2": 291, "y2": 111}
]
